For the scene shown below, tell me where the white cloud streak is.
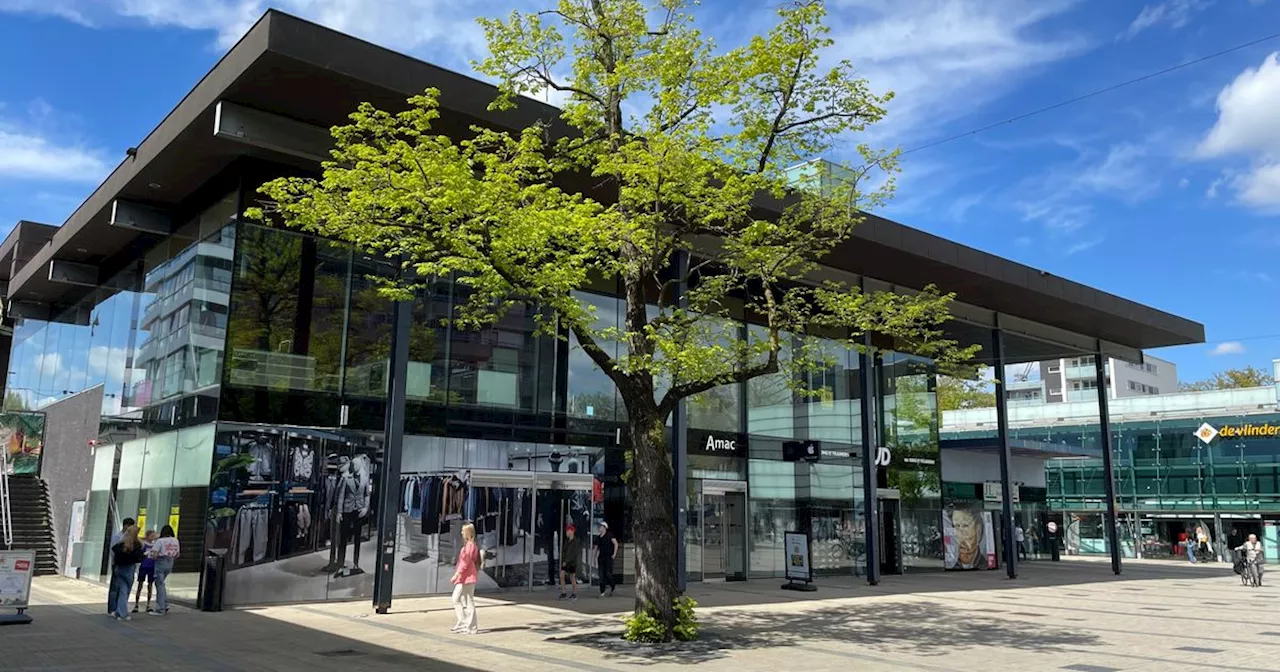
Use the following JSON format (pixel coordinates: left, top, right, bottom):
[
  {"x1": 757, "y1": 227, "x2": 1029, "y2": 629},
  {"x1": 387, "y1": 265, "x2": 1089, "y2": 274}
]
[
  {"x1": 1210, "y1": 341, "x2": 1246, "y2": 356},
  {"x1": 1123, "y1": 0, "x2": 1211, "y2": 40},
  {"x1": 825, "y1": 0, "x2": 1088, "y2": 144}
]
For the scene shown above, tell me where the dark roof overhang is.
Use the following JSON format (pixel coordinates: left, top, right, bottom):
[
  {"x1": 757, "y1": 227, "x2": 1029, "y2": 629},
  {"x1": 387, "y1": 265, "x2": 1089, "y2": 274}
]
[{"x1": 6, "y1": 9, "x2": 1204, "y2": 358}]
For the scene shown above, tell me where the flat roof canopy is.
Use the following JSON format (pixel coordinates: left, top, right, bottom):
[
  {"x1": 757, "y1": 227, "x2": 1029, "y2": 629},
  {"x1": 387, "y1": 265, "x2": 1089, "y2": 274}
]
[
  {"x1": 941, "y1": 438, "x2": 1102, "y2": 460},
  {"x1": 8, "y1": 10, "x2": 1204, "y2": 357}
]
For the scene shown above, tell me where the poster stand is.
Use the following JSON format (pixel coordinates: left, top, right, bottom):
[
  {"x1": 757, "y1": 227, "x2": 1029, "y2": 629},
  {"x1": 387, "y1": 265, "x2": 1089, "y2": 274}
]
[
  {"x1": 0, "y1": 549, "x2": 36, "y2": 625},
  {"x1": 781, "y1": 531, "x2": 817, "y2": 592}
]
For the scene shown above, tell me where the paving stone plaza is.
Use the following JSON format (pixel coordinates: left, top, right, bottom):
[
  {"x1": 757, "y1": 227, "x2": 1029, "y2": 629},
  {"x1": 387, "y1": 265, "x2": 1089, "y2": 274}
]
[{"x1": 2, "y1": 559, "x2": 1274, "y2": 672}]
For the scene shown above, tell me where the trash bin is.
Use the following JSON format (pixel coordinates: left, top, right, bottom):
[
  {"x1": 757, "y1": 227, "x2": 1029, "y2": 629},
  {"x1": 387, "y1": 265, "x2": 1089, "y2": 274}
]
[{"x1": 200, "y1": 550, "x2": 228, "y2": 612}]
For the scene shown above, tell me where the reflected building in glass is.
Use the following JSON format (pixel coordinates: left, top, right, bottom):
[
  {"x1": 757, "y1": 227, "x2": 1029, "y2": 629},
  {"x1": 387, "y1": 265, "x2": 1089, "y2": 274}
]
[{"x1": 1, "y1": 11, "x2": 1204, "y2": 607}]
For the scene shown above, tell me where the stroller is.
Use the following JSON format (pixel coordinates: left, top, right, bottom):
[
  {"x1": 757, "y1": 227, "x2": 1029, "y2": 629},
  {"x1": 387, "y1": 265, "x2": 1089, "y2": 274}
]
[{"x1": 1233, "y1": 549, "x2": 1248, "y2": 584}]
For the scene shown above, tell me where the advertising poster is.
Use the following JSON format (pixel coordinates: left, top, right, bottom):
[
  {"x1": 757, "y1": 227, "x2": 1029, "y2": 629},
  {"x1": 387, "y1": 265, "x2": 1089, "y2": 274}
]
[
  {"x1": 981, "y1": 511, "x2": 997, "y2": 569},
  {"x1": 0, "y1": 550, "x2": 36, "y2": 609},
  {"x1": 784, "y1": 531, "x2": 811, "y2": 581},
  {"x1": 944, "y1": 506, "x2": 997, "y2": 571},
  {"x1": 0, "y1": 412, "x2": 45, "y2": 476}
]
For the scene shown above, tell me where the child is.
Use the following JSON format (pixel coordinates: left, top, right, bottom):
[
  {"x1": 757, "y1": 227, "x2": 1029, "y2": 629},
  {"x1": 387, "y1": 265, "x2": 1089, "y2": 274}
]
[{"x1": 133, "y1": 529, "x2": 158, "y2": 613}]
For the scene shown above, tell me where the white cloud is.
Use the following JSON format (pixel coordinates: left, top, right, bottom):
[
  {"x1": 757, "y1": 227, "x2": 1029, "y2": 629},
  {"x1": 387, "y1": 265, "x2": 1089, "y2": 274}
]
[
  {"x1": 0, "y1": 97, "x2": 107, "y2": 182},
  {"x1": 1197, "y1": 52, "x2": 1280, "y2": 211},
  {"x1": 1123, "y1": 0, "x2": 1211, "y2": 40},
  {"x1": 1199, "y1": 53, "x2": 1280, "y2": 157},
  {"x1": 33, "y1": 352, "x2": 62, "y2": 379},
  {"x1": 0, "y1": 0, "x2": 93, "y2": 25},
  {"x1": 1210, "y1": 341, "x2": 1246, "y2": 355},
  {"x1": 1178, "y1": 177, "x2": 1190, "y2": 189},
  {"x1": 88, "y1": 345, "x2": 129, "y2": 375},
  {"x1": 824, "y1": 0, "x2": 1088, "y2": 143},
  {"x1": 0, "y1": 129, "x2": 106, "y2": 181},
  {"x1": 1, "y1": 1, "x2": 496, "y2": 57}
]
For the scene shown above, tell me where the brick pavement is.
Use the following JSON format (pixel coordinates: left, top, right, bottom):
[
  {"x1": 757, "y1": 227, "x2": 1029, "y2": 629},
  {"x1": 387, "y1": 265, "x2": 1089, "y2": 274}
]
[{"x1": 1, "y1": 559, "x2": 1276, "y2": 671}]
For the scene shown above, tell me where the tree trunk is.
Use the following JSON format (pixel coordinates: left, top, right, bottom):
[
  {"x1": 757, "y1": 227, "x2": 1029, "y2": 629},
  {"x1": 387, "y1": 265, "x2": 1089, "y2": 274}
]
[{"x1": 629, "y1": 406, "x2": 679, "y2": 639}]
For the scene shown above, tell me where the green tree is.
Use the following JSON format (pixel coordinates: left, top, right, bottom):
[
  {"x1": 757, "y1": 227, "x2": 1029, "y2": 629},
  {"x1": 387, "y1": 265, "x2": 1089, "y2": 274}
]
[
  {"x1": 251, "y1": 0, "x2": 976, "y2": 638},
  {"x1": 936, "y1": 373, "x2": 996, "y2": 411},
  {"x1": 1180, "y1": 365, "x2": 1275, "y2": 392},
  {"x1": 2, "y1": 390, "x2": 29, "y2": 412}
]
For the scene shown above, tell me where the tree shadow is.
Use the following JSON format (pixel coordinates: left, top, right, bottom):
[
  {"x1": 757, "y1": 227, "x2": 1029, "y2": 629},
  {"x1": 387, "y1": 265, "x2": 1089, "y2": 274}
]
[{"x1": 538, "y1": 599, "x2": 1103, "y2": 666}]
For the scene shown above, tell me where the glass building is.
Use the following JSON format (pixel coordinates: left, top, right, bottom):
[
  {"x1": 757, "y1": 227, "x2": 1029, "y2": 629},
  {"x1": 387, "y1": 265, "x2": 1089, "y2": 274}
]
[
  {"x1": 944, "y1": 376, "x2": 1280, "y2": 560},
  {"x1": 0, "y1": 11, "x2": 1204, "y2": 607}
]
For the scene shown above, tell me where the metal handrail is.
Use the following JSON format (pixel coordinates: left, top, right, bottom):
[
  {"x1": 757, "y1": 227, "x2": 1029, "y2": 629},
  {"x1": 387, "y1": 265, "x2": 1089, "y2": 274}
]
[{"x1": 1, "y1": 449, "x2": 12, "y2": 548}]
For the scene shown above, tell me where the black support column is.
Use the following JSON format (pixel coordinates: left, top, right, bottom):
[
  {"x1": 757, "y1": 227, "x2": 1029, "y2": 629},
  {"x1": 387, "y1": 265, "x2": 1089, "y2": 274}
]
[
  {"x1": 992, "y1": 326, "x2": 1017, "y2": 580},
  {"x1": 1095, "y1": 344, "x2": 1123, "y2": 576},
  {"x1": 858, "y1": 336, "x2": 880, "y2": 586},
  {"x1": 373, "y1": 295, "x2": 412, "y2": 613}
]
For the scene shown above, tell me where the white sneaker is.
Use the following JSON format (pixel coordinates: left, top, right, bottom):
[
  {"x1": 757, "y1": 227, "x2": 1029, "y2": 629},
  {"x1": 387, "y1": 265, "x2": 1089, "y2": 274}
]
[
  {"x1": 149, "y1": 610, "x2": 164, "y2": 617},
  {"x1": 123, "y1": 615, "x2": 133, "y2": 622}
]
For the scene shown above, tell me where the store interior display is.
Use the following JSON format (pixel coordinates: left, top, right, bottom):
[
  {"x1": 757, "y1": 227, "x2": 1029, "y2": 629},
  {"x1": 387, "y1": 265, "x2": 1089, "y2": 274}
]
[{"x1": 207, "y1": 425, "x2": 382, "y2": 605}]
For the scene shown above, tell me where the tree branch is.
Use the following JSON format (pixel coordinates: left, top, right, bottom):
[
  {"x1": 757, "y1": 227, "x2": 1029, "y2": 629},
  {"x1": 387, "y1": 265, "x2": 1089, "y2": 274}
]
[
  {"x1": 775, "y1": 109, "x2": 875, "y2": 134},
  {"x1": 756, "y1": 49, "x2": 807, "y2": 173},
  {"x1": 657, "y1": 346, "x2": 779, "y2": 418}
]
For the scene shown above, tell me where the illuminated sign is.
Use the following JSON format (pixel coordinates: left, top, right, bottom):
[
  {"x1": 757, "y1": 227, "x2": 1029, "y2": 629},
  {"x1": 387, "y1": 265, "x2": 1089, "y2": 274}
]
[{"x1": 1196, "y1": 422, "x2": 1279, "y2": 444}]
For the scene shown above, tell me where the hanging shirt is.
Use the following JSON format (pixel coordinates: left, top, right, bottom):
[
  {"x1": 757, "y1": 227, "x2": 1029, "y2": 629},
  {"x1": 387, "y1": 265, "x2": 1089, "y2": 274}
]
[{"x1": 292, "y1": 444, "x2": 314, "y2": 481}]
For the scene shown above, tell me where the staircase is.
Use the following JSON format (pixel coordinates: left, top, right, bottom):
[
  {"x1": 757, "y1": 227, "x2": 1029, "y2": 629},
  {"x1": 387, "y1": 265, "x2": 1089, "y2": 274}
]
[{"x1": 2, "y1": 475, "x2": 59, "y2": 575}]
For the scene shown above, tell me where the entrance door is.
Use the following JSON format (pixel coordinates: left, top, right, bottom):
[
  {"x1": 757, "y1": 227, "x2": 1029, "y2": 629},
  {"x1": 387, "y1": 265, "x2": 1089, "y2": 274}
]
[
  {"x1": 724, "y1": 492, "x2": 747, "y2": 581},
  {"x1": 877, "y1": 492, "x2": 903, "y2": 575},
  {"x1": 701, "y1": 480, "x2": 748, "y2": 581}
]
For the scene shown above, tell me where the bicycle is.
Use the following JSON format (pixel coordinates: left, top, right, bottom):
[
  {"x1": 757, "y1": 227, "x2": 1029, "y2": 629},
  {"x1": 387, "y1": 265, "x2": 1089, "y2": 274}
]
[{"x1": 1243, "y1": 558, "x2": 1264, "y2": 588}]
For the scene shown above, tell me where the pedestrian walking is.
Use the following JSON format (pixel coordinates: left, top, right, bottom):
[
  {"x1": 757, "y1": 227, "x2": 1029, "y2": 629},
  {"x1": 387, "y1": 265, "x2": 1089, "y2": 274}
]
[
  {"x1": 106, "y1": 517, "x2": 135, "y2": 614},
  {"x1": 110, "y1": 525, "x2": 145, "y2": 620},
  {"x1": 558, "y1": 524, "x2": 581, "y2": 600},
  {"x1": 450, "y1": 522, "x2": 481, "y2": 634},
  {"x1": 1015, "y1": 525, "x2": 1027, "y2": 561},
  {"x1": 594, "y1": 522, "x2": 618, "y2": 598},
  {"x1": 151, "y1": 525, "x2": 180, "y2": 616},
  {"x1": 133, "y1": 529, "x2": 157, "y2": 613}
]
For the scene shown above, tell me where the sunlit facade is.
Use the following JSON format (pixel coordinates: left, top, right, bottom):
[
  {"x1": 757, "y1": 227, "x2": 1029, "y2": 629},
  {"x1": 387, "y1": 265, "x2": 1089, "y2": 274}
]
[{"x1": 1, "y1": 10, "x2": 1202, "y2": 608}]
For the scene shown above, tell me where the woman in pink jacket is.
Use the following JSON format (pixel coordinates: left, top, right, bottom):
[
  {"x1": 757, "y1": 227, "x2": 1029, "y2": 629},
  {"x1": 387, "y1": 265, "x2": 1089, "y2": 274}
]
[{"x1": 450, "y1": 523, "x2": 482, "y2": 634}]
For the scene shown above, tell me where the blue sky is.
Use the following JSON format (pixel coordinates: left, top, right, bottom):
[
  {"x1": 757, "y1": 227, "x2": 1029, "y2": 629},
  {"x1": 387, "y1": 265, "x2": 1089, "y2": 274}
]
[{"x1": 0, "y1": 0, "x2": 1277, "y2": 385}]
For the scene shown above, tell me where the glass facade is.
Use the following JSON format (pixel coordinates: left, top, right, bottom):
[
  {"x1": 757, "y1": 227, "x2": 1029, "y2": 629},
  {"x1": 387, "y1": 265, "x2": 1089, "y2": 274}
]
[
  {"x1": 12, "y1": 162, "x2": 1083, "y2": 609},
  {"x1": 8, "y1": 183, "x2": 236, "y2": 591},
  {"x1": 943, "y1": 379, "x2": 1280, "y2": 561}
]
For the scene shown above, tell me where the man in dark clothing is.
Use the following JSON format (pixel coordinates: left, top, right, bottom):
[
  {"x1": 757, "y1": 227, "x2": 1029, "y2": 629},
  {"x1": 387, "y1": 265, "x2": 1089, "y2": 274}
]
[
  {"x1": 594, "y1": 522, "x2": 619, "y2": 597},
  {"x1": 558, "y1": 524, "x2": 581, "y2": 600}
]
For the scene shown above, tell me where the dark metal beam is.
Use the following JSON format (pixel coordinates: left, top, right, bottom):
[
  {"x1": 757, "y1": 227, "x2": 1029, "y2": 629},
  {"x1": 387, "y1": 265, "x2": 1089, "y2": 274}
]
[
  {"x1": 109, "y1": 200, "x2": 174, "y2": 235},
  {"x1": 214, "y1": 100, "x2": 331, "y2": 163},
  {"x1": 48, "y1": 260, "x2": 99, "y2": 287},
  {"x1": 1096, "y1": 343, "x2": 1123, "y2": 576},
  {"x1": 7, "y1": 300, "x2": 50, "y2": 321},
  {"x1": 373, "y1": 295, "x2": 412, "y2": 613}
]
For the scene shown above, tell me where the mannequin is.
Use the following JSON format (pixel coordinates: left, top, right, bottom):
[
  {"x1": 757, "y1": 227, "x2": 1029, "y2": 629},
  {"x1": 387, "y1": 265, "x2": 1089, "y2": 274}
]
[{"x1": 332, "y1": 454, "x2": 372, "y2": 577}]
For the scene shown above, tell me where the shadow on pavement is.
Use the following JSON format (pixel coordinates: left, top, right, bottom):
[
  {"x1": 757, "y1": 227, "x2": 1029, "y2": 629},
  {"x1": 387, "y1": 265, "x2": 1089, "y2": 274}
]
[
  {"x1": 531, "y1": 598, "x2": 1102, "y2": 666},
  {"x1": 8, "y1": 599, "x2": 486, "y2": 672},
  {"x1": 484, "y1": 559, "x2": 1239, "y2": 617}
]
